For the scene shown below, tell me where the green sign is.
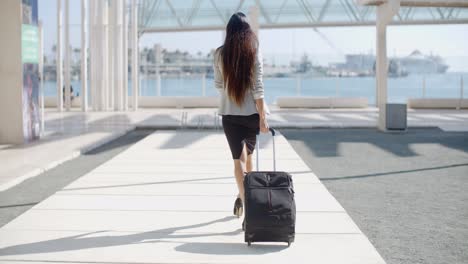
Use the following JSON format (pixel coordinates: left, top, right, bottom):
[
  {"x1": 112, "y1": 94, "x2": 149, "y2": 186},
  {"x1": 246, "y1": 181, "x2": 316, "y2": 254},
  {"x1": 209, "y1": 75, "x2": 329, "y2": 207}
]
[{"x1": 22, "y1": 24, "x2": 39, "y2": 64}]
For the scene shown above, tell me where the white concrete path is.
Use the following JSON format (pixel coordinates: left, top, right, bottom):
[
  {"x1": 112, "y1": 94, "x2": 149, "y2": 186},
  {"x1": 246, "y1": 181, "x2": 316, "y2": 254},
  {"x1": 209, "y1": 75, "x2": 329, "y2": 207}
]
[{"x1": 0, "y1": 131, "x2": 385, "y2": 264}]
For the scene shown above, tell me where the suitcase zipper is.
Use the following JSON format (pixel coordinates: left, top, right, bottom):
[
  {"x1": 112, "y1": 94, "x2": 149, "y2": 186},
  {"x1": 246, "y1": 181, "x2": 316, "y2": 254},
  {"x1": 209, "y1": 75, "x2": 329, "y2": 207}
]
[
  {"x1": 266, "y1": 174, "x2": 272, "y2": 212},
  {"x1": 268, "y1": 189, "x2": 272, "y2": 212},
  {"x1": 249, "y1": 186, "x2": 289, "y2": 190}
]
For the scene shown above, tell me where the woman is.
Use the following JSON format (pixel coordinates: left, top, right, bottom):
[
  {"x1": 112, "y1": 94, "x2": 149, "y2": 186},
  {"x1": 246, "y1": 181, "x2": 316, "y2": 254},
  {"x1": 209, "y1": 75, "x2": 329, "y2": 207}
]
[{"x1": 213, "y1": 12, "x2": 270, "y2": 219}]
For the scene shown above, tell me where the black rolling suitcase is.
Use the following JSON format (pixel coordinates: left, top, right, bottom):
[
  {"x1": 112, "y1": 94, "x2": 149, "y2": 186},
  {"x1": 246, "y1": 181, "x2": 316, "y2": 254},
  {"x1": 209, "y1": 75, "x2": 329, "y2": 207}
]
[{"x1": 243, "y1": 128, "x2": 296, "y2": 246}]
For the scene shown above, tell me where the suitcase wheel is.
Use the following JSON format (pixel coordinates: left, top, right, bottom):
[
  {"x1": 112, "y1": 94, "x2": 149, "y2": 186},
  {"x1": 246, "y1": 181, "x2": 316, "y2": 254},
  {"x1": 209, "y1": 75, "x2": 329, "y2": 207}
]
[
  {"x1": 247, "y1": 241, "x2": 252, "y2": 246},
  {"x1": 287, "y1": 241, "x2": 291, "y2": 247}
]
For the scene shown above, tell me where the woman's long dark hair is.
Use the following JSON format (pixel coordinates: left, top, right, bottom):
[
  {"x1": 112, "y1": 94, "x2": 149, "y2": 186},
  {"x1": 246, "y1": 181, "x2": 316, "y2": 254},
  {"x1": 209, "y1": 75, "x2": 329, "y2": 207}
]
[{"x1": 220, "y1": 12, "x2": 258, "y2": 106}]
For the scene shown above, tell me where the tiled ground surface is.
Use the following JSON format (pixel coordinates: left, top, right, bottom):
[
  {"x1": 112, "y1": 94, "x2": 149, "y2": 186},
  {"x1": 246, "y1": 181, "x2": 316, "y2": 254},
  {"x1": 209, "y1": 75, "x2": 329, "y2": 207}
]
[{"x1": 0, "y1": 131, "x2": 386, "y2": 264}]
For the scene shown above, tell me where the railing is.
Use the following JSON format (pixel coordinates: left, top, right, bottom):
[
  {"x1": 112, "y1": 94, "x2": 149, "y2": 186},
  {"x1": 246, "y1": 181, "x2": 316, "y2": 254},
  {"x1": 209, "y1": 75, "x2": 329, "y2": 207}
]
[
  {"x1": 42, "y1": 73, "x2": 467, "y2": 108},
  {"x1": 407, "y1": 75, "x2": 466, "y2": 109},
  {"x1": 41, "y1": 49, "x2": 468, "y2": 110},
  {"x1": 417, "y1": 74, "x2": 464, "y2": 100}
]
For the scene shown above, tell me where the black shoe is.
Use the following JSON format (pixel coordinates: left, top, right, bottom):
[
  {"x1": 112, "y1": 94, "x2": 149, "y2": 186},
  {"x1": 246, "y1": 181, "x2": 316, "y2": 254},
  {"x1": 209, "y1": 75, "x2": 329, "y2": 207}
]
[{"x1": 233, "y1": 197, "x2": 243, "y2": 218}]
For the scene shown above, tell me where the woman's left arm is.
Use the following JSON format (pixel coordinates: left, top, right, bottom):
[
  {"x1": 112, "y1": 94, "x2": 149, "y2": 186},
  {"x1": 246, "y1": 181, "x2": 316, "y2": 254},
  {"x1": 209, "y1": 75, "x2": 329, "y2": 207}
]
[
  {"x1": 252, "y1": 50, "x2": 264, "y2": 101},
  {"x1": 253, "y1": 49, "x2": 269, "y2": 133},
  {"x1": 213, "y1": 49, "x2": 224, "y2": 93}
]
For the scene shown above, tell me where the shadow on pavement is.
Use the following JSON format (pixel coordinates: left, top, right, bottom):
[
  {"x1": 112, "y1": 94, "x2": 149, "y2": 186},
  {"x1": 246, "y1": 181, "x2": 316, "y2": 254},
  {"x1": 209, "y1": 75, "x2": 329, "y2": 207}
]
[
  {"x1": 84, "y1": 129, "x2": 154, "y2": 155},
  {"x1": 321, "y1": 163, "x2": 468, "y2": 181},
  {"x1": 0, "y1": 215, "x2": 285, "y2": 257},
  {"x1": 282, "y1": 127, "x2": 468, "y2": 157},
  {"x1": 62, "y1": 176, "x2": 234, "y2": 191},
  {"x1": 175, "y1": 241, "x2": 287, "y2": 255}
]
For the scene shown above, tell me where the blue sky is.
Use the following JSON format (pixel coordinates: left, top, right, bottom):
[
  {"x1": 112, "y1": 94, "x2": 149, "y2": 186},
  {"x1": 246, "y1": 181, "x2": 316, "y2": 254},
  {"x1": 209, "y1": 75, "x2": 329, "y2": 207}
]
[{"x1": 39, "y1": 1, "x2": 468, "y2": 71}]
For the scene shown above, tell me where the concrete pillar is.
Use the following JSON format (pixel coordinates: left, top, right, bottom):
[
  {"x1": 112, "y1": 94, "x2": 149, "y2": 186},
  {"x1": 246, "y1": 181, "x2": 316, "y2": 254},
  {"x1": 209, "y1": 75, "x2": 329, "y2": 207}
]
[
  {"x1": 131, "y1": 0, "x2": 139, "y2": 111},
  {"x1": 92, "y1": 0, "x2": 100, "y2": 111},
  {"x1": 112, "y1": 0, "x2": 118, "y2": 110},
  {"x1": 93, "y1": 0, "x2": 100, "y2": 111},
  {"x1": 89, "y1": 0, "x2": 97, "y2": 111},
  {"x1": 0, "y1": 1, "x2": 23, "y2": 144},
  {"x1": 155, "y1": 43, "x2": 162, "y2": 97},
  {"x1": 95, "y1": 0, "x2": 102, "y2": 110},
  {"x1": 64, "y1": 0, "x2": 71, "y2": 111},
  {"x1": 123, "y1": 0, "x2": 129, "y2": 111},
  {"x1": 103, "y1": 1, "x2": 109, "y2": 110},
  {"x1": 114, "y1": 0, "x2": 124, "y2": 111},
  {"x1": 0, "y1": 0, "x2": 41, "y2": 143},
  {"x1": 76, "y1": 0, "x2": 127, "y2": 113},
  {"x1": 81, "y1": 0, "x2": 88, "y2": 112},
  {"x1": 94, "y1": 0, "x2": 101, "y2": 110},
  {"x1": 108, "y1": 1, "x2": 114, "y2": 110},
  {"x1": 97, "y1": 0, "x2": 107, "y2": 111},
  {"x1": 375, "y1": 0, "x2": 400, "y2": 131},
  {"x1": 375, "y1": 17, "x2": 387, "y2": 130},
  {"x1": 88, "y1": 0, "x2": 93, "y2": 109},
  {"x1": 56, "y1": 0, "x2": 63, "y2": 111}
]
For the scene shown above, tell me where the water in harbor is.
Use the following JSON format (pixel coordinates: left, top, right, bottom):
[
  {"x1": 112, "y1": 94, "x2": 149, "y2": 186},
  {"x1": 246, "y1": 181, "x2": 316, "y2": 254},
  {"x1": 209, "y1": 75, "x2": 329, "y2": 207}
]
[{"x1": 43, "y1": 72, "x2": 467, "y2": 105}]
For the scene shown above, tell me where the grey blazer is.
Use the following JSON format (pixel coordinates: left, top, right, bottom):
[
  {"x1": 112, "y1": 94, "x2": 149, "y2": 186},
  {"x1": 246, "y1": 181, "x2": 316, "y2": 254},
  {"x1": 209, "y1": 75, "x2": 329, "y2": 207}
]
[{"x1": 213, "y1": 47, "x2": 270, "y2": 116}]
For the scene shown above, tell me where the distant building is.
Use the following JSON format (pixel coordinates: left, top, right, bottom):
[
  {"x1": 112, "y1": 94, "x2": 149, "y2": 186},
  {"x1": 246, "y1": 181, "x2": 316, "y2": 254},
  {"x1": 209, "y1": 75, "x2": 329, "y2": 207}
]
[
  {"x1": 334, "y1": 54, "x2": 375, "y2": 73},
  {"x1": 329, "y1": 54, "x2": 375, "y2": 77}
]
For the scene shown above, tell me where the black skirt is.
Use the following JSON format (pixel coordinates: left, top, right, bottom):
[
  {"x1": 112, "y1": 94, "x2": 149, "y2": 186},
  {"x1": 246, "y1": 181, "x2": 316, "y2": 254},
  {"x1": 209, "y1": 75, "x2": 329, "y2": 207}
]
[{"x1": 222, "y1": 113, "x2": 260, "y2": 159}]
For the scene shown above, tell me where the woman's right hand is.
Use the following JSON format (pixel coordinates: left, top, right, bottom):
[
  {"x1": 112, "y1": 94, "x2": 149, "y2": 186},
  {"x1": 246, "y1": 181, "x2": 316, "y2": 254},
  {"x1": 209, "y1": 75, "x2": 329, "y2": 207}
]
[{"x1": 260, "y1": 116, "x2": 269, "y2": 133}]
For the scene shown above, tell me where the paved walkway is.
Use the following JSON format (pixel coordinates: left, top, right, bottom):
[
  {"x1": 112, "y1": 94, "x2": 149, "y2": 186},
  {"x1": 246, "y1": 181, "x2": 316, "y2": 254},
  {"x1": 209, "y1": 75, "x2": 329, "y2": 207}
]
[
  {"x1": 1, "y1": 107, "x2": 468, "y2": 191},
  {"x1": 0, "y1": 131, "x2": 385, "y2": 263}
]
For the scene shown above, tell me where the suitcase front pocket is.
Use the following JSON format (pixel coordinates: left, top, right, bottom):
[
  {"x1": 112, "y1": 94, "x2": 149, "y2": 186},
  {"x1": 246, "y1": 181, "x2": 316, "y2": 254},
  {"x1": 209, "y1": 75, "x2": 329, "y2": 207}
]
[
  {"x1": 270, "y1": 188, "x2": 295, "y2": 225},
  {"x1": 247, "y1": 187, "x2": 294, "y2": 227}
]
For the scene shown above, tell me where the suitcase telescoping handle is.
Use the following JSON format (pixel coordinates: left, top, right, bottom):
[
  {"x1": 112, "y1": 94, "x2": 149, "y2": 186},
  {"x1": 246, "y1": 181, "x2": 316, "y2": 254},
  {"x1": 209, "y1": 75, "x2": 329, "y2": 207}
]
[{"x1": 256, "y1": 128, "x2": 276, "y2": 172}]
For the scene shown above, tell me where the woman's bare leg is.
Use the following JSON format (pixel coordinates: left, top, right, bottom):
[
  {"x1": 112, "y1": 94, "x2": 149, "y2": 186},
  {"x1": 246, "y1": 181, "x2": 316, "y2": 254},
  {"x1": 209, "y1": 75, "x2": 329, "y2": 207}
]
[
  {"x1": 246, "y1": 153, "x2": 253, "y2": 173},
  {"x1": 233, "y1": 144, "x2": 248, "y2": 202}
]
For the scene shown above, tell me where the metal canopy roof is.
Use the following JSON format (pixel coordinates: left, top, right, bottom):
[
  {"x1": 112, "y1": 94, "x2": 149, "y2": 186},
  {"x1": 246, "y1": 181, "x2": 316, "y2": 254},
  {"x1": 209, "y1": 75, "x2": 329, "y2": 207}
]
[
  {"x1": 138, "y1": 0, "x2": 468, "y2": 33},
  {"x1": 359, "y1": 0, "x2": 468, "y2": 8}
]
